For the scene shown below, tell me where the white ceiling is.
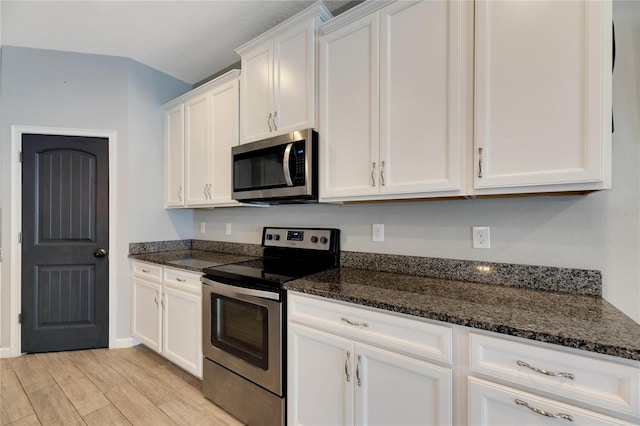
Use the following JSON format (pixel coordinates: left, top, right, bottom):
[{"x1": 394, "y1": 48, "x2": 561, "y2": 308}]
[{"x1": 1, "y1": 0, "x2": 352, "y2": 85}]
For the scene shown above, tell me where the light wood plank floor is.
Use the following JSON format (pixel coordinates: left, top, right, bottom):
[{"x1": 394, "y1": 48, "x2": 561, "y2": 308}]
[{"x1": 0, "y1": 345, "x2": 244, "y2": 426}]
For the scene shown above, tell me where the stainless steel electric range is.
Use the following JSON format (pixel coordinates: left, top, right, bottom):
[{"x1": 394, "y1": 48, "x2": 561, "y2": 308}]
[{"x1": 201, "y1": 227, "x2": 340, "y2": 426}]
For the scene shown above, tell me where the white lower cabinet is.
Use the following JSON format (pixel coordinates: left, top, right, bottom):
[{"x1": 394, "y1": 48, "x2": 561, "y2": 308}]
[
  {"x1": 130, "y1": 261, "x2": 202, "y2": 378},
  {"x1": 287, "y1": 293, "x2": 453, "y2": 425},
  {"x1": 467, "y1": 332, "x2": 640, "y2": 425},
  {"x1": 468, "y1": 377, "x2": 634, "y2": 426}
]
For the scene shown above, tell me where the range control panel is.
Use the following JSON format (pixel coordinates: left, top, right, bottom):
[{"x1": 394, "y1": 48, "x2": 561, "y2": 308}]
[{"x1": 262, "y1": 227, "x2": 337, "y2": 251}]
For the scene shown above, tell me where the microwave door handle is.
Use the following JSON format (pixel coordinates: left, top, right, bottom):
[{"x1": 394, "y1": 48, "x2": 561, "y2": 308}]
[{"x1": 283, "y1": 142, "x2": 294, "y2": 186}]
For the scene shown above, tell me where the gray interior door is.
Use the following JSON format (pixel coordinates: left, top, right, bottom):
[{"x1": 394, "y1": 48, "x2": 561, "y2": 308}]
[{"x1": 21, "y1": 133, "x2": 109, "y2": 353}]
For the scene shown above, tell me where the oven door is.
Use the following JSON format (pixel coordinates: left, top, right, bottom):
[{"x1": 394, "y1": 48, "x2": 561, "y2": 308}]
[{"x1": 201, "y1": 277, "x2": 283, "y2": 396}]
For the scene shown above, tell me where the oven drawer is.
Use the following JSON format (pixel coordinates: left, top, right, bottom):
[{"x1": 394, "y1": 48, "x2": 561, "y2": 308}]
[
  {"x1": 131, "y1": 261, "x2": 162, "y2": 283},
  {"x1": 288, "y1": 293, "x2": 452, "y2": 365},
  {"x1": 164, "y1": 267, "x2": 201, "y2": 294},
  {"x1": 469, "y1": 333, "x2": 640, "y2": 417}
]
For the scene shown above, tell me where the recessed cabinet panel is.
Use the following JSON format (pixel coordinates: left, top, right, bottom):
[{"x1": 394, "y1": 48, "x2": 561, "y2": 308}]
[
  {"x1": 210, "y1": 80, "x2": 240, "y2": 206},
  {"x1": 165, "y1": 104, "x2": 185, "y2": 207},
  {"x1": 379, "y1": 0, "x2": 463, "y2": 195},
  {"x1": 469, "y1": 377, "x2": 633, "y2": 426},
  {"x1": 474, "y1": 0, "x2": 610, "y2": 190},
  {"x1": 355, "y1": 343, "x2": 452, "y2": 426},
  {"x1": 274, "y1": 21, "x2": 314, "y2": 135},
  {"x1": 319, "y1": 14, "x2": 379, "y2": 199},
  {"x1": 185, "y1": 93, "x2": 211, "y2": 206},
  {"x1": 288, "y1": 323, "x2": 354, "y2": 426},
  {"x1": 240, "y1": 45, "x2": 273, "y2": 143},
  {"x1": 163, "y1": 286, "x2": 202, "y2": 378},
  {"x1": 131, "y1": 276, "x2": 162, "y2": 352}
]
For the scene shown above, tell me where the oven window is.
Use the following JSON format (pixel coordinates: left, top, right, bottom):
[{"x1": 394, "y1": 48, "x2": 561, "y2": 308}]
[{"x1": 211, "y1": 294, "x2": 269, "y2": 370}]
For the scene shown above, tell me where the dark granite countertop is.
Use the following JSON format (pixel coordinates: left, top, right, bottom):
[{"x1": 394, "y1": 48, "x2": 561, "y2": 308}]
[
  {"x1": 285, "y1": 267, "x2": 640, "y2": 362},
  {"x1": 129, "y1": 249, "x2": 256, "y2": 273}
]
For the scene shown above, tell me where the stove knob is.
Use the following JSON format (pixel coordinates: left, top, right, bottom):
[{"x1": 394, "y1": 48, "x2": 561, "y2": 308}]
[
  {"x1": 320, "y1": 236, "x2": 328, "y2": 244},
  {"x1": 310, "y1": 236, "x2": 318, "y2": 243},
  {"x1": 274, "y1": 234, "x2": 281, "y2": 241}
]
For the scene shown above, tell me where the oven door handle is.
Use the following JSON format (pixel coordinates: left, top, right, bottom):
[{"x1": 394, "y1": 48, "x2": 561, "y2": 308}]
[
  {"x1": 282, "y1": 142, "x2": 294, "y2": 187},
  {"x1": 201, "y1": 277, "x2": 281, "y2": 301}
]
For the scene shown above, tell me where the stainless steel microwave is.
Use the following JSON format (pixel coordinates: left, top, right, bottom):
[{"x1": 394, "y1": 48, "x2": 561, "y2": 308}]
[{"x1": 232, "y1": 129, "x2": 318, "y2": 204}]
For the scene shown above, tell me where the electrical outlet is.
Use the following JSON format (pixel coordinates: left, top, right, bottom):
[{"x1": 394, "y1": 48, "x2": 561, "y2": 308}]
[
  {"x1": 372, "y1": 224, "x2": 384, "y2": 242},
  {"x1": 472, "y1": 226, "x2": 490, "y2": 249},
  {"x1": 200, "y1": 222, "x2": 206, "y2": 233},
  {"x1": 225, "y1": 223, "x2": 232, "y2": 236}
]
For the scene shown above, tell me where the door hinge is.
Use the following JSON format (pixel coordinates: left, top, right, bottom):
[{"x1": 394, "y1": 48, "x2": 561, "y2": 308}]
[
  {"x1": 18, "y1": 313, "x2": 23, "y2": 324},
  {"x1": 18, "y1": 232, "x2": 22, "y2": 244},
  {"x1": 19, "y1": 151, "x2": 23, "y2": 162}
]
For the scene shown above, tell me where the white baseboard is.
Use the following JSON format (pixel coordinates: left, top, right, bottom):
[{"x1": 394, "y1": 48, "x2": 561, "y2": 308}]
[
  {"x1": 0, "y1": 346, "x2": 14, "y2": 358},
  {"x1": 110, "y1": 337, "x2": 140, "y2": 349}
]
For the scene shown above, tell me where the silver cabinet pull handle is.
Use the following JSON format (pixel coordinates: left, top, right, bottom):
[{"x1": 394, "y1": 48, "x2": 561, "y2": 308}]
[
  {"x1": 478, "y1": 147, "x2": 484, "y2": 178},
  {"x1": 267, "y1": 112, "x2": 273, "y2": 131},
  {"x1": 160, "y1": 294, "x2": 166, "y2": 309},
  {"x1": 345, "y1": 351, "x2": 351, "y2": 382},
  {"x1": 204, "y1": 184, "x2": 208, "y2": 198},
  {"x1": 154, "y1": 294, "x2": 159, "y2": 307},
  {"x1": 517, "y1": 360, "x2": 575, "y2": 380},
  {"x1": 341, "y1": 317, "x2": 369, "y2": 327},
  {"x1": 207, "y1": 184, "x2": 212, "y2": 198},
  {"x1": 371, "y1": 162, "x2": 376, "y2": 187},
  {"x1": 142, "y1": 269, "x2": 150, "y2": 273},
  {"x1": 176, "y1": 277, "x2": 186, "y2": 282},
  {"x1": 273, "y1": 111, "x2": 278, "y2": 131},
  {"x1": 356, "y1": 354, "x2": 362, "y2": 387},
  {"x1": 178, "y1": 187, "x2": 183, "y2": 202},
  {"x1": 515, "y1": 399, "x2": 573, "y2": 422},
  {"x1": 380, "y1": 161, "x2": 385, "y2": 186}
]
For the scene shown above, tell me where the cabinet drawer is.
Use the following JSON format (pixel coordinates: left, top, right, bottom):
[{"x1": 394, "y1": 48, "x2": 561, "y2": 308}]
[
  {"x1": 469, "y1": 377, "x2": 633, "y2": 425},
  {"x1": 469, "y1": 333, "x2": 640, "y2": 417},
  {"x1": 288, "y1": 293, "x2": 452, "y2": 365},
  {"x1": 132, "y1": 261, "x2": 162, "y2": 283},
  {"x1": 164, "y1": 267, "x2": 201, "y2": 294}
]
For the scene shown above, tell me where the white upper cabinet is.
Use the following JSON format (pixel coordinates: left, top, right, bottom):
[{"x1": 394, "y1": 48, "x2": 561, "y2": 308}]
[
  {"x1": 474, "y1": 0, "x2": 612, "y2": 194},
  {"x1": 319, "y1": 0, "x2": 471, "y2": 202},
  {"x1": 236, "y1": 3, "x2": 332, "y2": 144},
  {"x1": 209, "y1": 78, "x2": 240, "y2": 206},
  {"x1": 163, "y1": 70, "x2": 240, "y2": 208},
  {"x1": 164, "y1": 104, "x2": 185, "y2": 207},
  {"x1": 185, "y1": 92, "x2": 211, "y2": 206}
]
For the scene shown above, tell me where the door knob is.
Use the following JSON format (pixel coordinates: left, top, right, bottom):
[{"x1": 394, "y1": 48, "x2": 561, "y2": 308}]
[{"x1": 94, "y1": 248, "x2": 108, "y2": 258}]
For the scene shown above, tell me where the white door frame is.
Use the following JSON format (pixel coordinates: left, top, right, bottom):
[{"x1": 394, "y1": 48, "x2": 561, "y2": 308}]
[{"x1": 8, "y1": 125, "x2": 119, "y2": 357}]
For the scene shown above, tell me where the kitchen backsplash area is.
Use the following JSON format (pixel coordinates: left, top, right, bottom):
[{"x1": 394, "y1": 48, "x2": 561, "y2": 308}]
[{"x1": 130, "y1": 238, "x2": 601, "y2": 297}]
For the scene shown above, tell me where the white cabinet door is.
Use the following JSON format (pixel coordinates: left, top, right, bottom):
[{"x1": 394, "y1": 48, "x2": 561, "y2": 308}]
[
  {"x1": 240, "y1": 42, "x2": 274, "y2": 144},
  {"x1": 131, "y1": 277, "x2": 162, "y2": 352},
  {"x1": 319, "y1": 12, "x2": 379, "y2": 200},
  {"x1": 474, "y1": 0, "x2": 611, "y2": 191},
  {"x1": 162, "y1": 285, "x2": 202, "y2": 378},
  {"x1": 209, "y1": 78, "x2": 240, "y2": 206},
  {"x1": 288, "y1": 323, "x2": 354, "y2": 426},
  {"x1": 468, "y1": 377, "x2": 633, "y2": 426},
  {"x1": 164, "y1": 104, "x2": 185, "y2": 207},
  {"x1": 355, "y1": 343, "x2": 452, "y2": 426},
  {"x1": 185, "y1": 92, "x2": 211, "y2": 206},
  {"x1": 273, "y1": 20, "x2": 315, "y2": 135},
  {"x1": 379, "y1": 0, "x2": 467, "y2": 196}
]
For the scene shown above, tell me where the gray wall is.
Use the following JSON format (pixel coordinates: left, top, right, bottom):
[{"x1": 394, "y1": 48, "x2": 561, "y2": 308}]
[
  {"x1": 194, "y1": 1, "x2": 640, "y2": 324},
  {"x1": 0, "y1": 46, "x2": 192, "y2": 347}
]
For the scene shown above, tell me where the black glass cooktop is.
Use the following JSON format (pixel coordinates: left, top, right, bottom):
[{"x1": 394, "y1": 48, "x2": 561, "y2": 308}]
[{"x1": 203, "y1": 258, "x2": 329, "y2": 288}]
